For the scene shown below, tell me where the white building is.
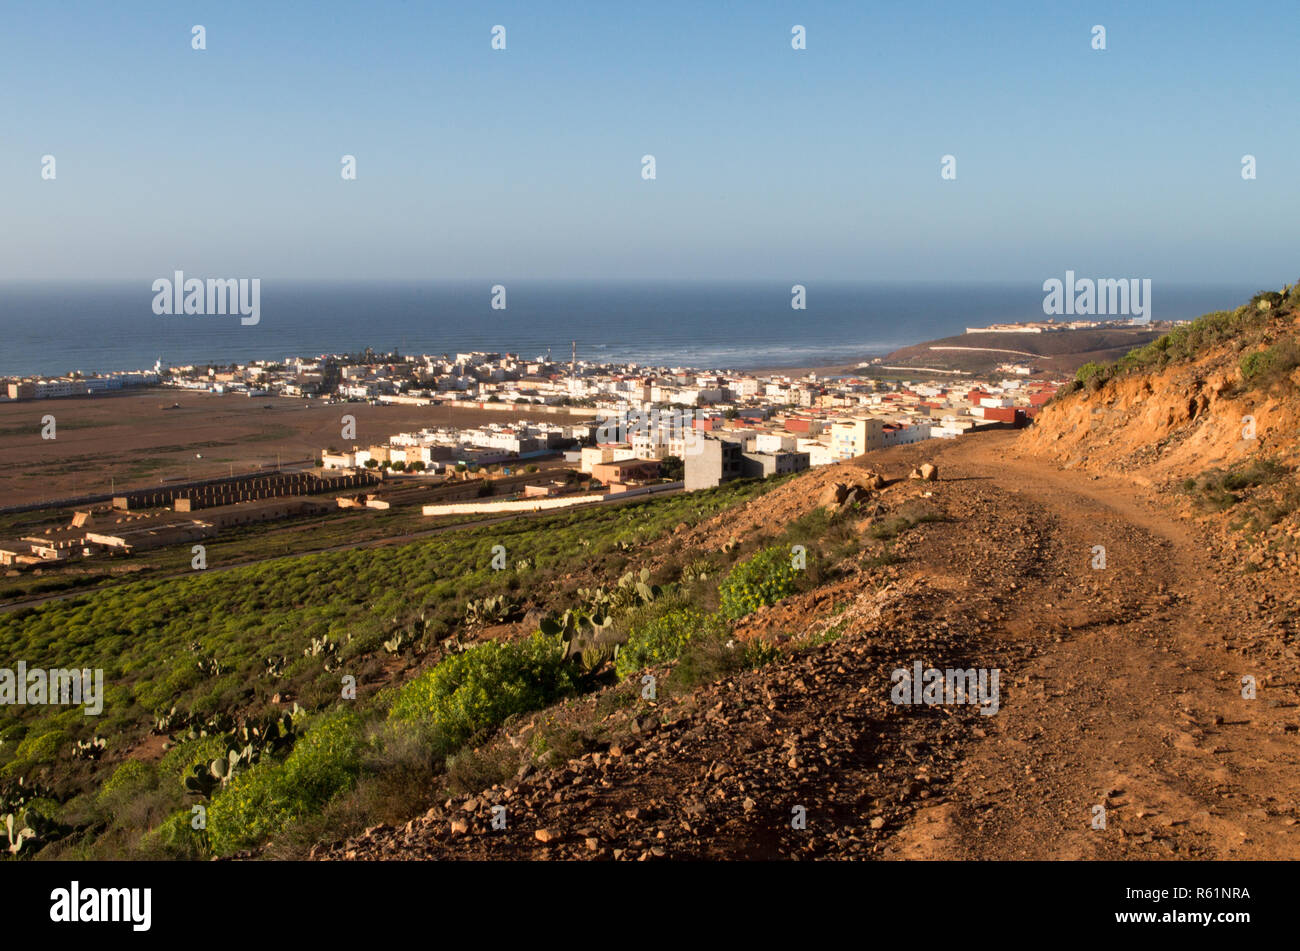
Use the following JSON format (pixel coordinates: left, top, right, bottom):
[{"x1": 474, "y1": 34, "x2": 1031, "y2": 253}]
[
  {"x1": 798, "y1": 439, "x2": 836, "y2": 467},
  {"x1": 754, "y1": 432, "x2": 797, "y2": 454}
]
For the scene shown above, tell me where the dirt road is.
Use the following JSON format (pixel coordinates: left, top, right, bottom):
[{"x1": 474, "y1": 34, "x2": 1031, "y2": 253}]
[
  {"x1": 882, "y1": 435, "x2": 1300, "y2": 859},
  {"x1": 321, "y1": 431, "x2": 1300, "y2": 861}
]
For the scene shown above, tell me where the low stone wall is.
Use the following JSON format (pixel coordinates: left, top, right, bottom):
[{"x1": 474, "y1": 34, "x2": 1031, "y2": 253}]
[
  {"x1": 421, "y1": 481, "x2": 681, "y2": 516},
  {"x1": 422, "y1": 494, "x2": 604, "y2": 516},
  {"x1": 111, "y1": 470, "x2": 382, "y2": 511}
]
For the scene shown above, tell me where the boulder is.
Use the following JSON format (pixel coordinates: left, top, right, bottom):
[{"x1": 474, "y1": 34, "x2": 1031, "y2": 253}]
[
  {"x1": 837, "y1": 487, "x2": 865, "y2": 514},
  {"x1": 819, "y1": 482, "x2": 851, "y2": 507},
  {"x1": 909, "y1": 463, "x2": 939, "y2": 481}
]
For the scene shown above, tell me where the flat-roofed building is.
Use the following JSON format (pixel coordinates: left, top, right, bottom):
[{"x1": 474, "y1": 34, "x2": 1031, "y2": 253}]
[
  {"x1": 830, "y1": 417, "x2": 884, "y2": 460},
  {"x1": 580, "y1": 444, "x2": 634, "y2": 474},
  {"x1": 86, "y1": 521, "x2": 216, "y2": 552},
  {"x1": 741, "y1": 451, "x2": 810, "y2": 479},
  {"x1": 684, "y1": 436, "x2": 745, "y2": 491},
  {"x1": 591, "y1": 459, "x2": 661, "y2": 486}
]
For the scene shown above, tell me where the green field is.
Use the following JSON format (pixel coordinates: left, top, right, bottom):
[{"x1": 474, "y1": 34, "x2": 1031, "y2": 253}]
[{"x1": 0, "y1": 476, "x2": 813, "y2": 859}]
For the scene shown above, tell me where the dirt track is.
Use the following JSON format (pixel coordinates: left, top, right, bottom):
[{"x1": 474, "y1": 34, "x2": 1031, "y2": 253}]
[
  {"x1": 884, "y1": 435, "x2": 1300, "y2": 859},
  {"x1": 320, "y1": 431, "x2": 1300, "y2": 861}
]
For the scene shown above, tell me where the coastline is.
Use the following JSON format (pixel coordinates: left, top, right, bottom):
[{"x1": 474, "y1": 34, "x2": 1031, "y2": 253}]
[{"x1": 741, "y1": 354, "x2": 886, "y2": 378}]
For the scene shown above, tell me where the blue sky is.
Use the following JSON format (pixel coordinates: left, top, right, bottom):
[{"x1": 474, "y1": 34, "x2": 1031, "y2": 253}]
[{"x1": 2, "y1": 0, "x2": 1297, "y2": 283}]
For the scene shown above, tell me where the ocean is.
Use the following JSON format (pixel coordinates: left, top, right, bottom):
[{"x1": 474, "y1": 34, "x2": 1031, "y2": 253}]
[{"x1": 0, "y1": 280, "x2": 1260, "y2": 378}]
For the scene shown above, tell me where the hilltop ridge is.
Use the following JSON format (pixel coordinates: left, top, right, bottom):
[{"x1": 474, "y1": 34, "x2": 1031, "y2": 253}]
[
  {"x1": 1018, "y1": 283, "x2": 1300, "y2": 574},
  {"x1": 1021, "y1": 285, "x2": 1300, "y2": 478}
]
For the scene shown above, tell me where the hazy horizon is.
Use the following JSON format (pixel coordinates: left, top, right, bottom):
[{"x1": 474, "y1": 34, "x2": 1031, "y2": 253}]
[{"x1": 0, "y1": 279, "x2": 1259, "y2": 378}]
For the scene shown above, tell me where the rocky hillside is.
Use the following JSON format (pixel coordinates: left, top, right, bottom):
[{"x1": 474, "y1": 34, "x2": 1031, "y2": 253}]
[
  {"x1": 1017, "y1": 283, "x2": 1300, "y2": 574},
  {"x1": 320, "y1": 431, "x2": 1300, "y2": 861},
  {"x1": 45, "y1": 281, "x2": 1288, "y2": 864},
  {"x1": 312, "y1": 285, "x2": 1300, "y2": 863},
  {"x1": 1019, "y1": 285, "x2": 1300, "y2": 478}
]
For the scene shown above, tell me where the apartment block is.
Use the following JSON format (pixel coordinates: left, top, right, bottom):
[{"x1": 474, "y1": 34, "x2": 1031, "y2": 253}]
[
  {"x1": 830, "y1": 417, "x2": 885, "y2": 460},
  {"x1": 741, "y1": 450, "x2": 810, "y2": 479},
  {"x1": 684, "y1": 436, "x2": 744, "y2": 491}
]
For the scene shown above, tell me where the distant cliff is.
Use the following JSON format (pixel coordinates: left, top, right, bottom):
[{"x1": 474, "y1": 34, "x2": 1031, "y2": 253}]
[{"x1": 877, "y1": 325, "x2": 1166, "y2": 378}]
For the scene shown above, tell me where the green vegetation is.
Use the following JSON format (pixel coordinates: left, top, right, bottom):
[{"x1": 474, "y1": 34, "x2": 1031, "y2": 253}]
[
  {"x1": 658, "y1": 455, "x2": 685, "y2": 481},
  {"x1": 868, "y1": 504, "x2": 946, "y2": 540},
  {"x1": 0, "y1": 476, "x2": 775, "y2": 859},
  {"x1": 207, "y1": 709, "x2": 365, "y2": 854},
  {"x1": 617, "y1": 541, "x2": 823, "y2": 680},
  {"x1": 1181, "y1": 458, "x2": 1290, "y2": 512},
  {"x1": 388, "y1": 634, "x2": 577, "y2": 753},
  {"x1": 1177, "y1": 457, "x2": 1300, "y2": 565},
  {"x1": 669, "y1": 629, "x2": 780, "y2": 690},
  {"x1": 1066, "y1": 283, "x2": 1300, "y2": 396},
  {"x1": 1234, "y1": 480, "x2": 1300, "y2": 539},
  {"x1": 1239, "y1": 338, "x2": 1300, "y2": 388},
  {"x1": 5, "y1": 730, "x2": 67, "y2": 776},
  {"x1": 615, "y1": 609, "x2": 722, "y2": 678},
  {"x1": 0, "y1": 454, "x2": 934, "y2": 860},
  {"x1": 717, "y1": 546, "x2": 802, "y2": 619}
]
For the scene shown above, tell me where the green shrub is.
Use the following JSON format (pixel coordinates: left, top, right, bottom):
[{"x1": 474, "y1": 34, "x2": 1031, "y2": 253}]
[
  {"x1": 5, "y1": 729, "x2": 67, "y2": 774},
  {"x1": 1222, "y1": 458, "x2": 1288, "y2": 491},
  {"x1": 388, "y1": 633, "x2": 577, "y2": 751},
  {"x1": 142, "y1": 808, "x2": 210, "y2": 860},
  {"x1": 1075, "y1": 361, "x2": 1111, "y2": 390},
  {"x1": 206, "y1": 709, "x2": 365, "y2": 855},
  {"x1": 96, "y1": 760, "x2": 157, "y2": 809},
  {"x1": 158, "y1": 734, "x2": 229, "y2": 787},
  {"x1": 1078, "y1": 301, "x2": 1280, "y2": 386},
  {"x1": 444, "y1": 745, "x2": 519, "y2": 795},
  {"x1": 610, "y1": 588, "x2": 692, "y2": 641},
  {"x1": 744, "y1": 639, "x2": 782, "y2": 668},
  {"x1": 1239, "y1": 338, "x2": 1300, "y2": 389},
  {"x1": 615, "y1": 609, "x2": 723, "y2": 678},
  {"x1": 671, "y1": 631, "x2": 778, "y2": 689},
  {"x1": 1183, "y1": 458, "x2": 1290, "y2": 511},
  {"x1": 0, "y1": 723, "x2": 27, "y2": 744},
  {"x1": 717, "y1": 546, "x2": 802, "y2": 619}
]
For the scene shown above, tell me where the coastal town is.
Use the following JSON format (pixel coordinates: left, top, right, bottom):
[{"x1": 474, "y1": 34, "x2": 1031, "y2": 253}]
[{"x1": 0, "y1": 343, "x2": 1063, "y2": 570}]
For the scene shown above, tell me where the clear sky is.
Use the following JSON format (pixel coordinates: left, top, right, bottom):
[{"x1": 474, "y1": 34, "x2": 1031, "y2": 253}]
[{"x1": 2, "y1": 0, "x2": 1297, "y2": 283}]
